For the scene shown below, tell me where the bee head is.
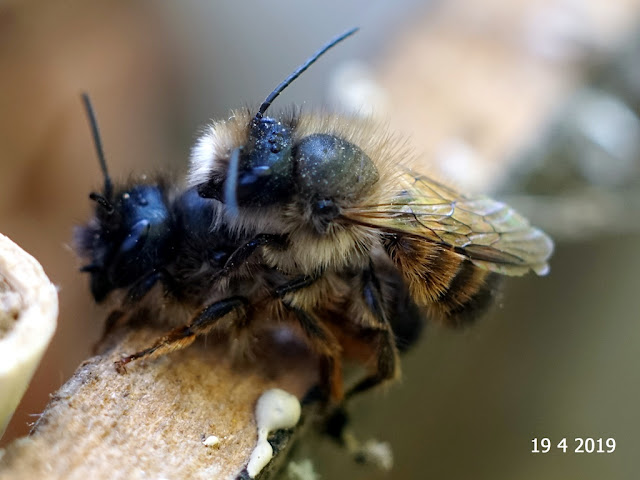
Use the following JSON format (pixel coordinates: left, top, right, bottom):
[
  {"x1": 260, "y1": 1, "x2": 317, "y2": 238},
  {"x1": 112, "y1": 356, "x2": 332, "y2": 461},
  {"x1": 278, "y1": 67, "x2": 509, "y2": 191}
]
[
  {"x1": 202, "y1": 115, "x2": 296, "y2": 208},
  {"x1": 195, "y1": 28, "x2": 378, "y2": 233},
  {"x1": 76, "y1": 94, "x2": 173, "y2": 302}
]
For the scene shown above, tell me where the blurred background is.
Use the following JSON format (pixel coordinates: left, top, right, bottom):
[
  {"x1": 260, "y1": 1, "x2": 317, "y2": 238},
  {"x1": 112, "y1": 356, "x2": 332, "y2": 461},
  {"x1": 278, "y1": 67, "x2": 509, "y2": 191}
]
[{"x1": 1, "y1": 1, "x2": 639, "y2": 479}]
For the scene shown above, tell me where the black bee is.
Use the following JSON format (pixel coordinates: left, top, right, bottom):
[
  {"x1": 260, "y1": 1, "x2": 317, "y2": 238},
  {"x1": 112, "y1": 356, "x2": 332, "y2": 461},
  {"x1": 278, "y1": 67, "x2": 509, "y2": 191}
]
[
  {"x1": 76, "y1": 26, "x2": 552, "y2": 404},
  {"x1": 74, "y1": 97, "x2": 252, "y2": 357},
  {"x1": 75, "y1": 29, "x2": 425, "y2": 402}
]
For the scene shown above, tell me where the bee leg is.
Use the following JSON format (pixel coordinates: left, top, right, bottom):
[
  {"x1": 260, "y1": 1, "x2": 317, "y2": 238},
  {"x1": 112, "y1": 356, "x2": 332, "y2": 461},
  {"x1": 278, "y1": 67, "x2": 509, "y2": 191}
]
[
  {"x1": 100, "y1": 269, "x2": 174, "y2": 343},
  {"x1": 273, "y1": 275, "x2": 342, "y2": 401},
  {"x1": 114, "y1": 296, "x2": 247, "y2": 373},
  {"x1": 92, "y1": 309, "x2": 126, "y2": 355},
  {"x1": 123, "y1": 268, "x2": 173, "y2": 306},
  {"x1": 376, "y1": 262, "x2": 425, "y2": 353},
  {"x1": 282, "y1": 302, "x2": 343, "y2": 402},
  {"x1": 346, "y1": 266, "x2": 400, "y2": 399},
  {"x1": 345, "y1": 328, "x2": 397, "y2": 399},
  {"x1": 101, "y1": 309, "x2": 125, "y2": 339},
  {"x1": 316, "y1": 266, "x2": 398, "y2": 470},
  {"x1": 222, "y1": 233, "x2": 288, "y2": 272},
  {"x1": 274, "y1": 274, "x2": 316, "y2": 296},
  {"x1": 323, "y1": 405, "x2": 394, "y2": 470}
]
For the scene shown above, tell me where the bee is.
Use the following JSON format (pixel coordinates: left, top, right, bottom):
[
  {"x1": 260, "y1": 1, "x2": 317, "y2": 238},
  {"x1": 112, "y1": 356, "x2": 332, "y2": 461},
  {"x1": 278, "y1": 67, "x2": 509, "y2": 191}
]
[
  {"x1": 74, "y1": 30, "x2": 424, "y2": 401},
  {"x1": 74, "y1": 93, "x2": 254, "y2": 356},
  {"x1": 186, "y1": 27, "x2": 554, "y2": 398},
  {"x1": 76, "y1": 27, "x2": 552, "y2": 404}
]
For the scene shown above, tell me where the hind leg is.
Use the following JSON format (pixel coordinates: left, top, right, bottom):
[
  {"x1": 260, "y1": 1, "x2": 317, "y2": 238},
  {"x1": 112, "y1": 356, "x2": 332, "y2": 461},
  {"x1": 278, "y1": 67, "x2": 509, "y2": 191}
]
[
  {"x1": 345, "y1": 264, "x2": 400, "y2": 399},
  {"x1": 274, "y1": 275, "x2": 344, "y2": 402}
]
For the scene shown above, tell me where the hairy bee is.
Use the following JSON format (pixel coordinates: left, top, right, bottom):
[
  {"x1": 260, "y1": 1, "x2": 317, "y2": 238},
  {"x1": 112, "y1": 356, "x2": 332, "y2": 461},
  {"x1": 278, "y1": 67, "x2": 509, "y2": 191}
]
[
  {"x1": 76, "y1": 28, "x2": 552, "y2": 403},
  {"x1": 186, "y1": 28, "x2": 554, "y2": 397},
  {"x1": 75, "y1": 31, "x2": 424, "y2": 401}
]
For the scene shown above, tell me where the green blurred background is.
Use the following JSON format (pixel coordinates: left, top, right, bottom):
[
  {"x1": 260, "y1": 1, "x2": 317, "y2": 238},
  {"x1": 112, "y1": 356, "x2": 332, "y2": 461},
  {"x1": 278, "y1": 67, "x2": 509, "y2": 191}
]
[{"x1": 0, "y1": 1, "x2": 638, "y2": 478}]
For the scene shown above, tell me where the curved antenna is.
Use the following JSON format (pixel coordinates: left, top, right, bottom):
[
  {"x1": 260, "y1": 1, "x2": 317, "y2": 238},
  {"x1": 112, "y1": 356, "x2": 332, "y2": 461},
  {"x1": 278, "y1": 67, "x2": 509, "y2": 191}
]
[
  {"x1": 81, "y1": 93, "x2": 113, "y2": 200},
  {"x1": 256, "y1": 27, "x2": 359, "y2": 119},
  {"x1": 224, "y1": 147, "x2": 241, "y2": 217}
]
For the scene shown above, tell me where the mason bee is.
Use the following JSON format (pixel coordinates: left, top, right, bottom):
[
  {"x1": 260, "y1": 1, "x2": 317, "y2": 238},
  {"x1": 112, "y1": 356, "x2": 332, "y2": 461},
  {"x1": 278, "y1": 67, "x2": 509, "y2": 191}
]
[
  {"x1": 186, "y1": 28, "x2": 554, "y2": 397},
  {"x1": 76, "y1": 27, "x2": 552, "y2": 403}
]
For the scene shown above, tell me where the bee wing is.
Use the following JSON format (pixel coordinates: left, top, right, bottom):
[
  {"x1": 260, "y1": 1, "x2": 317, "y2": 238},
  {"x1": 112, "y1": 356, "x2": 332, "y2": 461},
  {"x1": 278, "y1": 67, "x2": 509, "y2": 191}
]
[{"x1": 345, "y1": 170, "x2": 554, "y2": 276}]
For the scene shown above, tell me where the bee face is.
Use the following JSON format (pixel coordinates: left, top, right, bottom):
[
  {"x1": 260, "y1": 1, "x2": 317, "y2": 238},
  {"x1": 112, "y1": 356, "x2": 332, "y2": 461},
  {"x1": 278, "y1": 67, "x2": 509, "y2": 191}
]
[
  {"x1": 194, "y1": 113, "x2": 381, "y2": 235},
  {"x1": 75, "y1": 183, "x2": 174, "y2": 302},
  {"x1": 197, "y1": 116, "x2": 295, "y2": 207}
]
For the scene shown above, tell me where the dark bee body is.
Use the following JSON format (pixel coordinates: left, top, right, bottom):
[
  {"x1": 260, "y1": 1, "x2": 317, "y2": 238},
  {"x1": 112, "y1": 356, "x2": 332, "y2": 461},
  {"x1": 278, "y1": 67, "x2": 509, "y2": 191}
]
[
  {"x1": 76, "y1": 180, "x2": 241, "y2": 325},
  {"x1": 76, "y1": 93, "x2": 422, "y2": 399},
  {"x1": 77, "y1": 28, "x2": 552, "y2": 404},
  {"x1": 76, "y1": 174, "x2": 422, "y2": 400}
]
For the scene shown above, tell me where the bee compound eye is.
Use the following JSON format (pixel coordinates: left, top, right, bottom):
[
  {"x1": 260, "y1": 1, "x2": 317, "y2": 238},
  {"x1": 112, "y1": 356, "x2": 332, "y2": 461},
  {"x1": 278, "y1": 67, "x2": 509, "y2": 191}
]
[{"x1": 295, "y1": 134, "x2": 378, "y2": 200}]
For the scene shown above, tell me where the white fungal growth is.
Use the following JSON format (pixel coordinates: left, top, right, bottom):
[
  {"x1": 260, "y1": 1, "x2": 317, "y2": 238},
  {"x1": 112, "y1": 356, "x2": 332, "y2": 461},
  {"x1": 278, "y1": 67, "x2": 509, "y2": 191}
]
[{"x1": 246, "y1": 388, "x2": 301, "y2": 478}]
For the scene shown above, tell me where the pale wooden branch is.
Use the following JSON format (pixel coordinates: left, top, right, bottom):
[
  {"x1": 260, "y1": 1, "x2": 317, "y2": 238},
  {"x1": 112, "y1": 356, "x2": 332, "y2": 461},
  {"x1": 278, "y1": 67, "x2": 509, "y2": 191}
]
[{"x1": 0, "y1": 325, "x2": 319, "y2": 480}]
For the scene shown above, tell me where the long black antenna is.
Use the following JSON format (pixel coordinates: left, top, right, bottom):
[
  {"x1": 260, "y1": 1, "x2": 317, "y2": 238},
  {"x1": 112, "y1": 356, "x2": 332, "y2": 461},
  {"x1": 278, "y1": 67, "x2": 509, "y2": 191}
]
[
  {"x1": 81, "y1": 93, "x2": 113, "y2": 200},
  {"x1": 256, "y1": 27, "x2": 359, "y2": 118}
]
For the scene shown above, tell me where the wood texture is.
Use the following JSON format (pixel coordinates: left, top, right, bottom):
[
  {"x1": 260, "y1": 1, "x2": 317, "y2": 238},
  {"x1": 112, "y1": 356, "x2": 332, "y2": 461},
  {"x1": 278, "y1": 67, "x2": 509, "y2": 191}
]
[{"x1": 0, "y1": 326, "x2": 318, "y2": 480}]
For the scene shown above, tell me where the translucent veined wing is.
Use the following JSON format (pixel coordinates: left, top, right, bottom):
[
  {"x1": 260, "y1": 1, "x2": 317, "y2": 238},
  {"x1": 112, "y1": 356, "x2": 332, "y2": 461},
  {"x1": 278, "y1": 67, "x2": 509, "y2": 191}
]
[{"x1": 344, "y1": 169, "x2": 554, "y2": 276}]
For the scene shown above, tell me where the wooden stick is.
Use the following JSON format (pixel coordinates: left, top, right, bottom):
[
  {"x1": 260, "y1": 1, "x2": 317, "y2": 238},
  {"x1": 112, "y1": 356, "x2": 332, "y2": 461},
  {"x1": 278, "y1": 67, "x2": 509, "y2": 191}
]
[{"x1": 0, "y1": 324, "x2": 319, "y2": 480}]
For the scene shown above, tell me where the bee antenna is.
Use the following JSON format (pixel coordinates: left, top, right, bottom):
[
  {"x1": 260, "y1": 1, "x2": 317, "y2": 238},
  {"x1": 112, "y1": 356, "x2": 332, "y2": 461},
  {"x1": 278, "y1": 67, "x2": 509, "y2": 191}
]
[
  {"x1": 89, "y1": 192, "x2": 115, "y2": 214},
  {"x1": 255, "y1": 27, "x2": 359, "y2": 119},
  {"x1": 81, "y1": 93, "x2": 113, "y2": 200},
  {"x1": 224, "y1": 147, "x2": 241, "y2": 217}
]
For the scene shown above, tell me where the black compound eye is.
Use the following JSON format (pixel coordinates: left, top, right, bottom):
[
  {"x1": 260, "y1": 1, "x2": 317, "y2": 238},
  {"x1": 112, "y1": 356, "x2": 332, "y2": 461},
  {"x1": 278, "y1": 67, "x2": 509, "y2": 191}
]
[{"x1": 294, "y1": 133, "x2": 379, "y2": 200}]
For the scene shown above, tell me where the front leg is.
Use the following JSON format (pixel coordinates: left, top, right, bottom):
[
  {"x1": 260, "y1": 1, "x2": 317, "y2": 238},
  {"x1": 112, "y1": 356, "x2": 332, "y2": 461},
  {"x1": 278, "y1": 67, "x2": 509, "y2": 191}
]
[
  {"x1": 282, "y1": 301, "x2": 343, "y2": 402},
  {"x1": 123, "y1": 268, "x2": 174, "y2": 306},
  {"x1": 115, "y1": 296, "x2": 247, "y2": 373},
  {"x1": 100, "y1": 269, "x2": 173, "y2": 341},
  {"x1": 222, "y1": 233, "x2": 288, "y2": 272}
]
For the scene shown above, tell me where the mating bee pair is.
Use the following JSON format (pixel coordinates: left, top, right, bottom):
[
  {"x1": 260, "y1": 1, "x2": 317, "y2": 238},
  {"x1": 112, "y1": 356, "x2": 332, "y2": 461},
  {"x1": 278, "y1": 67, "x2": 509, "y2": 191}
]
[{"x1": 75, "y1": 28, "x2": 553, "y2": 402}]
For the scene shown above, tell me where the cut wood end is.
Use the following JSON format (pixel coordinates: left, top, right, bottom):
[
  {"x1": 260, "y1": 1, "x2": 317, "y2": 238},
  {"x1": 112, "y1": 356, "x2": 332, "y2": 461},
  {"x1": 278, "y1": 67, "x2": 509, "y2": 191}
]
[{"x1": 0, "y1": 233, "x2": 58, "y2": 439}]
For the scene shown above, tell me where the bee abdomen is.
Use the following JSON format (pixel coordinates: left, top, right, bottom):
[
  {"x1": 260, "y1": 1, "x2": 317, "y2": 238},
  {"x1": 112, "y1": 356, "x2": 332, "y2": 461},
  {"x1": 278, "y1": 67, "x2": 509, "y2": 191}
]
[
  {"x1": 385, "y1": 237, "x2": 501, "y2": 327},
  {"x1": 429, "y1": 260, "x2": 502, "y2": 327}
]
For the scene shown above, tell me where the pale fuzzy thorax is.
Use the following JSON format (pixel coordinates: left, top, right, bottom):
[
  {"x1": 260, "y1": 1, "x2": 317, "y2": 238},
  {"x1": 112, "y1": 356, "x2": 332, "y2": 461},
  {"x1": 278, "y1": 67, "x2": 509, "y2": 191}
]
[{"x1": 186, "y1": 110, "x2": 417, "y2": 275}]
